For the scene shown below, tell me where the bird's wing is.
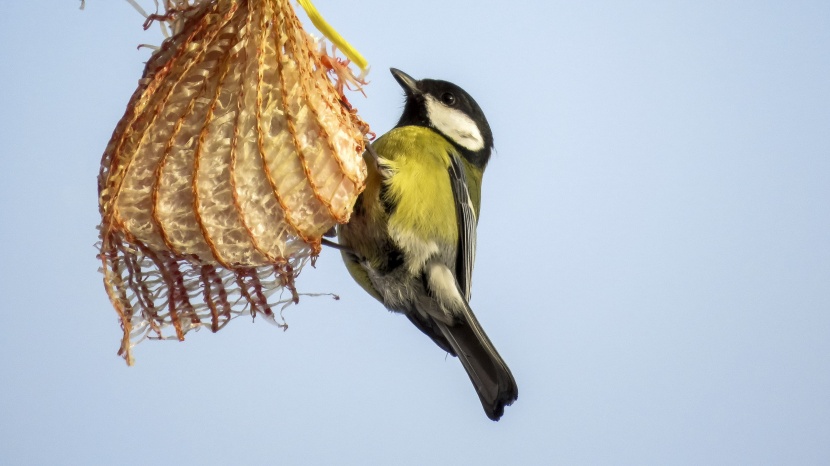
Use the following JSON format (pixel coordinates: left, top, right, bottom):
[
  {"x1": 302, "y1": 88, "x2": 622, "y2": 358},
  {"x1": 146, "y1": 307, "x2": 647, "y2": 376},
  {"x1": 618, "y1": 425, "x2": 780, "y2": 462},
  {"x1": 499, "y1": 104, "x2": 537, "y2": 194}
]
[{"x1": 448, "y1": 152, "x2": 477, "y2": 301}]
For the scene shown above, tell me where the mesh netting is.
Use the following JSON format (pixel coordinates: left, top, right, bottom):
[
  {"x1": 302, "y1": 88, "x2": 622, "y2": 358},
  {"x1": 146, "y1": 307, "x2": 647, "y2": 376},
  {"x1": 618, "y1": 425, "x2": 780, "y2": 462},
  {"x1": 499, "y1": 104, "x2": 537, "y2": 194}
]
[{"x1": 98, "y1": 0, "x2": 369, "y2": 364}]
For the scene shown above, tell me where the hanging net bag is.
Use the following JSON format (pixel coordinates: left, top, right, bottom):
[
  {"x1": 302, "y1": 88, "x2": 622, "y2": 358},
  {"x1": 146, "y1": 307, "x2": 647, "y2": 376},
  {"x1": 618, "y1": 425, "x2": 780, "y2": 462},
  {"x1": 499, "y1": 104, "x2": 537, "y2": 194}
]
[{"x1": 96, "y1": 0, "x2": 370, "y2": 364}]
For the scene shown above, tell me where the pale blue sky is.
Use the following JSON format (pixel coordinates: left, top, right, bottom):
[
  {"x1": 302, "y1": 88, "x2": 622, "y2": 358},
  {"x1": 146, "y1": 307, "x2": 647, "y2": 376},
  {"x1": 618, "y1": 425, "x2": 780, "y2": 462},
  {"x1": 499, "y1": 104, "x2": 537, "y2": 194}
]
[{"x1": 1, "y1": 1, "x2": 829, "y2": 464}]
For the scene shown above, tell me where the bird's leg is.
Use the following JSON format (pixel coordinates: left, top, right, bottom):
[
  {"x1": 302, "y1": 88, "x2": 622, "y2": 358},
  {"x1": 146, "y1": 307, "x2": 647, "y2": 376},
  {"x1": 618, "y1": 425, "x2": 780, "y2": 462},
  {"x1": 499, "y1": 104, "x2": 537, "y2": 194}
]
[
  {"x1": 321, "y1": 237, "x2": 352, "y2": 253},
  {"x1": 320, "y1": 236, "x2": 370, "y2": 267},
  {"x1": 324, "y1": 239, "x2": 370, "y2": 271}
]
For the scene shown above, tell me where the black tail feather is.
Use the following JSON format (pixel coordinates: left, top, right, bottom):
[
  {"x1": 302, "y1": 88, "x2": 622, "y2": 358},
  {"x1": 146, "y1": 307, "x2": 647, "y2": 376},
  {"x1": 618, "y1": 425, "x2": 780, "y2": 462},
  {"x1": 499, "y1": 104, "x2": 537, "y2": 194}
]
[{"x1": 436, "y1": 314, "x2": 518, "y2": 421}]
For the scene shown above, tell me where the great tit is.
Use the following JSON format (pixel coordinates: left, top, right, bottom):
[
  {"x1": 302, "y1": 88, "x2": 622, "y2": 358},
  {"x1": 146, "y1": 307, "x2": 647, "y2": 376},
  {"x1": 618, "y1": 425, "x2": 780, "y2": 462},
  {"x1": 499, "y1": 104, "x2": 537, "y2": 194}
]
[{"x1": 337, "y1": 68, "x2": 518, "y2": 421}]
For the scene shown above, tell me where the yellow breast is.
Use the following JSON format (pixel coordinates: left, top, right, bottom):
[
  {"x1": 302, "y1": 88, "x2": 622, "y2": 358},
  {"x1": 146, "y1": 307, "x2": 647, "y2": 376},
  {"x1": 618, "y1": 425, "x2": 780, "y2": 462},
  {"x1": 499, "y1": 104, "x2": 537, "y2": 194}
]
[{"x1": 375, "y1": 126, "x2": 459, "y2": 244}]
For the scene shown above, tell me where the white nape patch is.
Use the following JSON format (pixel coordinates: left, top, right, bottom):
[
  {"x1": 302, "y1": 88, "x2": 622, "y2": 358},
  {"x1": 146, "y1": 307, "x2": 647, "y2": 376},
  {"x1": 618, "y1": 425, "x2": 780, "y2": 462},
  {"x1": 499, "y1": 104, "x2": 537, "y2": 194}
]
[
  {"x1": 425, "y1": 95, "x2": 485, "y2": 152},
  {"x1": 426, "y1": 262, "x2": 466, "y2": 315}
]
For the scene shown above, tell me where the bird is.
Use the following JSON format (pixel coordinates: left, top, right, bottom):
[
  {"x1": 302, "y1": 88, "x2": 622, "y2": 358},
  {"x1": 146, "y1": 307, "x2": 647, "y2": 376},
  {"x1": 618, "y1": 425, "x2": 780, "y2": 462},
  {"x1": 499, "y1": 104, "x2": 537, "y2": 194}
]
[{"x1": 336, "y1": 68, "x2": 518, "y2": 420}]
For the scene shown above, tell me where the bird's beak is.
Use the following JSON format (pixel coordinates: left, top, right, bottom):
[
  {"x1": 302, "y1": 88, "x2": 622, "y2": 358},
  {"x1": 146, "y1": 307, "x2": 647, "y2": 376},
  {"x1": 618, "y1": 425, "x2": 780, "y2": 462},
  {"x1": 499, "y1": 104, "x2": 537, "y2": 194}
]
[{"x1": 390, "y1": 68, "x2": 420, "y2": 96}]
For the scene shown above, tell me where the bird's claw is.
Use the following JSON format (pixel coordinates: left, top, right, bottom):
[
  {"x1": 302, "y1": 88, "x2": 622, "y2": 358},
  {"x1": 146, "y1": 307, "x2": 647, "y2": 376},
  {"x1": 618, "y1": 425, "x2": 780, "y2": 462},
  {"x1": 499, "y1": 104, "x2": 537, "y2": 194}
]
[{"x1": 365, "y1": 142, "x2": 392, "y2": 179}]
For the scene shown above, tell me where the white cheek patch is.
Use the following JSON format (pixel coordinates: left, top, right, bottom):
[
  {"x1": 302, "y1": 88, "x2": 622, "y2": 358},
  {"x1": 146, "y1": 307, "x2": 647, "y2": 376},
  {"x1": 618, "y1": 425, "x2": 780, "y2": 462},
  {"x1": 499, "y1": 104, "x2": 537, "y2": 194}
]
[{"x1": 425, "y1": 95, "x2": 485, "y2": 152}]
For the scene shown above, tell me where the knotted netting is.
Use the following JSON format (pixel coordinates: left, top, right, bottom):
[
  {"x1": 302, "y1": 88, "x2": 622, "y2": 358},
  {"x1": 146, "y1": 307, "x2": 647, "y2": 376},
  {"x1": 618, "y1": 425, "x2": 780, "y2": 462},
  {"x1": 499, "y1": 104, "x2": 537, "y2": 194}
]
[{"x1": 96, "y1": 0, "x2": 370, "y2": 364}]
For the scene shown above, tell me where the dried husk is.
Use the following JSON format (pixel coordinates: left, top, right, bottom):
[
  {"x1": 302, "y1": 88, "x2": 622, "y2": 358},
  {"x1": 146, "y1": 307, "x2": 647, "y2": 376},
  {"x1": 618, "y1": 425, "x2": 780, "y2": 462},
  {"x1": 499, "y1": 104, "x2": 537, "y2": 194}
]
[{"x1": 98, "y1": 0, "x2": 369, "y2": 364}]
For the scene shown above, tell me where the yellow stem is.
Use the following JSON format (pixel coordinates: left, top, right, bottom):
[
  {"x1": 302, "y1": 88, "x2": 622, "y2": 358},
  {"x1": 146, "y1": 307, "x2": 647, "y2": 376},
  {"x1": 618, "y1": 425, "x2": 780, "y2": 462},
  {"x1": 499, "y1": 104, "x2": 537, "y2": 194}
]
[{"x1": 296, "y1": 0, "x2": 368, "y2": 71}]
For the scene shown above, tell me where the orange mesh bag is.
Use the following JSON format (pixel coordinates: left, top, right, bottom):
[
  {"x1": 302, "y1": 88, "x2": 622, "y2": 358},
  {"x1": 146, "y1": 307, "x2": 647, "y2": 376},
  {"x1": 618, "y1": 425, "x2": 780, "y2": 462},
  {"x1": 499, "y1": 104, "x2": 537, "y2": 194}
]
[{"x1": 97, "y1": 0, "x2": 370, "y2": 364}]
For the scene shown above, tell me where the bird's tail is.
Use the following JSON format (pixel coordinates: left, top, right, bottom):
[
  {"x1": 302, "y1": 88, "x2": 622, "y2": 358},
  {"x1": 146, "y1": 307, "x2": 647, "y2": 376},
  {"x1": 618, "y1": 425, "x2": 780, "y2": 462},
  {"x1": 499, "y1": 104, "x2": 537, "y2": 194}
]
[{"x1": 437, "y1": 304, "x2": 518, "y2": 421}]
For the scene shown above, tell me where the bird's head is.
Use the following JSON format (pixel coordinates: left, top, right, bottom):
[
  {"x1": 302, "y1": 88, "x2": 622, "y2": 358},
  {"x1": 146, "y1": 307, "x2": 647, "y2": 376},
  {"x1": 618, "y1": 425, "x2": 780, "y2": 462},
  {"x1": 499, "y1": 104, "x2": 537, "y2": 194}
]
[{"x1": 391, "y1": 68, "x2": 493, "y2": 168}]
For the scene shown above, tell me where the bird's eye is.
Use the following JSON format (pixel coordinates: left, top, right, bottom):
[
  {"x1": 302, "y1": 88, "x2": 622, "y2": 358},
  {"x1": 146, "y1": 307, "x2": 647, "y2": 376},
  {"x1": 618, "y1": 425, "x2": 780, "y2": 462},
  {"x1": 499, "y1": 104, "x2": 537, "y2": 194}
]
[{"x1": 441, "y1": 92, "x2": 456, "y2": 106}]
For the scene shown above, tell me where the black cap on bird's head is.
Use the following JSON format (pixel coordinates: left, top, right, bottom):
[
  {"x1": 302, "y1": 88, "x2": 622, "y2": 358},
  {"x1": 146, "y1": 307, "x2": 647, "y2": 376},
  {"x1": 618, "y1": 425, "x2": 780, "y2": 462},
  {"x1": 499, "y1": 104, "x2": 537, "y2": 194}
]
[{"x1": 390, "y1": 68, "x2": 493, "y2": 167}]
